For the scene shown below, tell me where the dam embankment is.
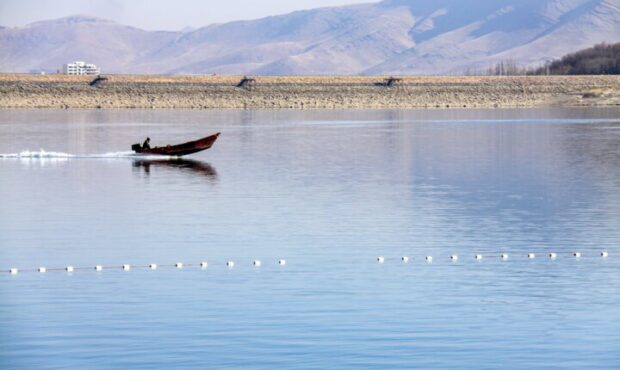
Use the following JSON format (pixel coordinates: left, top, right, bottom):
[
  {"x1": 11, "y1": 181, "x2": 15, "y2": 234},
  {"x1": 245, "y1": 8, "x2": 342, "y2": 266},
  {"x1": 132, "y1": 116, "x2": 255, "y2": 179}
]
[{"x1": 1, "y1": 74, "x2": 618, "y2": 109}]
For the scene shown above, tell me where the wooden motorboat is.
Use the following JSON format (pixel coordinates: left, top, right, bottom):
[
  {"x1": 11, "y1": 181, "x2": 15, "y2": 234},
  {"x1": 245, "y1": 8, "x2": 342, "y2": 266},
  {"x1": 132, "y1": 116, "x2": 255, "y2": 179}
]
[{"x1": 132, "y1": 133, "x2": 220, "y2": 157}]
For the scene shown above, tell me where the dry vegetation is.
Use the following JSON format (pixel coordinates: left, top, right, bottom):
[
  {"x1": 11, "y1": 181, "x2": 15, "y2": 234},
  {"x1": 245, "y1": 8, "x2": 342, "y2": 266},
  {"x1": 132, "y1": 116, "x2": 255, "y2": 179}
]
[
  {"x1": 532, "y1": 42, "x2": 620, "y2": 75},
  {"x1": 0, "y1": 74, "x2": 619, "y2": 109}
]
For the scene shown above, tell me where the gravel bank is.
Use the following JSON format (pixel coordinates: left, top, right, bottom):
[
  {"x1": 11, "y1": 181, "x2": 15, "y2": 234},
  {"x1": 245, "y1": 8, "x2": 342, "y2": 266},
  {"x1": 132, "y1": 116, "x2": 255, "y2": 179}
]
[{"x1": 1, "y1": 74, "x2": 619, "y2": 109}]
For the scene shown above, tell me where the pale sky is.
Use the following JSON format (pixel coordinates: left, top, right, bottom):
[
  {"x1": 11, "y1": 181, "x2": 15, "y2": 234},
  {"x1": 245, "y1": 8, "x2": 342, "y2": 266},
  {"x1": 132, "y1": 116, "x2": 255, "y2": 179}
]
[{"x1": 0, "y1": 0, "x2": 378, "y2": 30}]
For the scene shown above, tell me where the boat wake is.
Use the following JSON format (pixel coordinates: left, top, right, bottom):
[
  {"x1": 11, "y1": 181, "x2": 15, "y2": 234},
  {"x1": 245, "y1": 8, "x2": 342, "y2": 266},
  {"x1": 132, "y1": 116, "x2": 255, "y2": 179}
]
[{"x1": 0, "y1": 150, "x2": 174, "y2": 159}]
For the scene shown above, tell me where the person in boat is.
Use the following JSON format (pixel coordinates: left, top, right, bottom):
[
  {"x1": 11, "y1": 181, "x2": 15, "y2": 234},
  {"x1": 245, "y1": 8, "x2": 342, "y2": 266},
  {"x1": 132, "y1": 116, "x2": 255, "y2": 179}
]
[{"x1": 142, "y1": 137, "x2": 151, "y2": 150}]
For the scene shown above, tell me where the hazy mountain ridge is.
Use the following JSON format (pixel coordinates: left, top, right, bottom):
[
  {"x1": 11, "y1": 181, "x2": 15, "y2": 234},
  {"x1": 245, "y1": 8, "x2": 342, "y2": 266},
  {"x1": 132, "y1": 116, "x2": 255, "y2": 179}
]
[{"x1": 0, "y1": 0, "x2": 618, "y2": 74}]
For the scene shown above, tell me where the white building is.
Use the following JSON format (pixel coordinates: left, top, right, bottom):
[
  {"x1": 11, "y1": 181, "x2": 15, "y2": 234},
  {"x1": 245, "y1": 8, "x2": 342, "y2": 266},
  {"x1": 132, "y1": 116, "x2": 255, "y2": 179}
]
[{"x1": 62, "y1": 61, "x2": 100, "y2": 75}]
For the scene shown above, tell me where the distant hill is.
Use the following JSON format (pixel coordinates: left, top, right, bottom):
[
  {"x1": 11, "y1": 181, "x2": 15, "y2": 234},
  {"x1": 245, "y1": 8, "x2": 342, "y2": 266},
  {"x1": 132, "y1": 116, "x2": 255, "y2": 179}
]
[
  {"x1": 0, "y1": 15, "x2": 180, "y2": 74},
  {"x1": 1, "y1": 0, "x2": 619, "y2": 75},
  {"x1": 532, "y1": 42, "x2": 620, "y2": 75}
]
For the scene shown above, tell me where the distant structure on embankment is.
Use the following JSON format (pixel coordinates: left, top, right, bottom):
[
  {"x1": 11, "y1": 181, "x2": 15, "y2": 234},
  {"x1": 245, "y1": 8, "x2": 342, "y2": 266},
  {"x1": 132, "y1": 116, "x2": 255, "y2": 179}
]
[{"x1": 62, "y1": 61, "x2": 100, "y2": 75}]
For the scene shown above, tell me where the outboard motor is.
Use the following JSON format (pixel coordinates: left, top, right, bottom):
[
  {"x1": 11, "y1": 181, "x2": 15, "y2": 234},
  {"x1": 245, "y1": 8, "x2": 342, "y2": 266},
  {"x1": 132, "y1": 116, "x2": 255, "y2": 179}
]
[{"x1": 131, "y1": 143, "x2": 143, "y2": 153}]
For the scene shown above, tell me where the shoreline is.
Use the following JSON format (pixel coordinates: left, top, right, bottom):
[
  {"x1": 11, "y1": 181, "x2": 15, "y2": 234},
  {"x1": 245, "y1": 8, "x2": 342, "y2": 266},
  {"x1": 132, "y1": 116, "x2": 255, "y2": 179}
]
[{"x1": 1, "y1": 74, "x2": 619, "y2": 109}]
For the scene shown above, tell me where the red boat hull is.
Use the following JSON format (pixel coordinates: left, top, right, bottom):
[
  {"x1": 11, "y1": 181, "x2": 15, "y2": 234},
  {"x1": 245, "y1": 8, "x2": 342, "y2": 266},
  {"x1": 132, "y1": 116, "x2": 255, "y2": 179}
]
[{"x1": 134, "y1": 133, "x2": 220, "y2": 157}]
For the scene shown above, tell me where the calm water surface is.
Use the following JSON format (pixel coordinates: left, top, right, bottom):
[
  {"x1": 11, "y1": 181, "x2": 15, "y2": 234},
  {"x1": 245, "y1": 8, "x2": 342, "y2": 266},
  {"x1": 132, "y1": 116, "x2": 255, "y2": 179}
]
[{"x1": 1, "y1": 108, "x2": 620, "y2": 369}]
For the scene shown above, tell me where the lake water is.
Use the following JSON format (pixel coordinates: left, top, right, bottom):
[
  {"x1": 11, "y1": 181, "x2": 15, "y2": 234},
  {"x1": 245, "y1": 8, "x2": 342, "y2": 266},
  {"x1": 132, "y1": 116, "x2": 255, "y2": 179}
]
[{"x1": 1, "y1": 108, "x2": 620, "y2": 369}]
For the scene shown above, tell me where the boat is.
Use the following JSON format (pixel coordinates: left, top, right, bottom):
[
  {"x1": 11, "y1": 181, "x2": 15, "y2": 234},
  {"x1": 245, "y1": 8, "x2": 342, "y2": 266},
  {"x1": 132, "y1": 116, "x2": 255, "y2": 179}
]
[{"x1": 131, "y1": 133, "x2": 220, "y2": 157}]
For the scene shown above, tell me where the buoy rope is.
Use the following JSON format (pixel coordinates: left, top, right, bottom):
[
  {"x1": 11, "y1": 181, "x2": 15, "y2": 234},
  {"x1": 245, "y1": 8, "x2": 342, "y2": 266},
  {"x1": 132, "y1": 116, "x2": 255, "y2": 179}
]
[
  {"x1": 3, "y1": 252, "x2": 612, "y2": 275},
  {"x1": 4, "y1": 259, "x2": 288, "y2": 274},
  {"x1": 379, "y1": 251, "x2": 609, "y2": 263}
]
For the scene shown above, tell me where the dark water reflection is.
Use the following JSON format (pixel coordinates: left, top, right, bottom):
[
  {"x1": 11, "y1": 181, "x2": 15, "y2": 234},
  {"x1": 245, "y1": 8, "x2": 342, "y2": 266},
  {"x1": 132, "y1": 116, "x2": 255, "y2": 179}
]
[{"x1": 132, "y1": 159, "x2": 218, "y2": 182}]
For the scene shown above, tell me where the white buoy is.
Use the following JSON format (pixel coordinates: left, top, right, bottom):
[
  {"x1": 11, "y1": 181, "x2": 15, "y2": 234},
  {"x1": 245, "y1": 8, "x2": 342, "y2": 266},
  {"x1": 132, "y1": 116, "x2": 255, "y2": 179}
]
[
  {"x1": 9, "y1": 268, "x2": 18, "y2": 275},
  {"x1": 200, "y1": 262, "x2": 208, "y2": 269},
  {"x1": 377, "y1": 256, "x2": 385, "y2": 263},
  {"x1": 226, "y1": 261, "x2": 235, "y2": 267},
  {"x1": 66, "y1": 266, "x2": 74, "y2": 272},
  {"x1": 149, "y1": 263, "x2": 158, "y2": 270},
  {"x1": 501, "y1": 253, "x2": 509, "y2": 260},
  {"x1": 549, "y1": 253, "x2": 557, "y2": 259},
  {"x1": 450, "y1": 255, "x2": 458, "y2": 261},
  {"x1": 528, "y1": 253, "x2": 536, "y2": 259},
  {"x1": 425, "y1": 256, "x2": 433, "y2": 262},
  {"x1": 94, "y1": 265, "x2": 103, "y2": 271},
  {"x1": 475, "y1": 254, "x2": 483, "y2": 260},
  {"x1": 601, "y1": 251, "x2": 609, "y2": 258},
  {"x1": 122, "y1": 264, "x2": 131, "y2": 271},
  {"x1": 278, "y1": 259, "x2": 287, "y2": 266},
  {"x1": 573, "y1": 252, "x2": 582, "y2": 258},
  {"x1": 38, "y1": 267, "x2": 46, "y2": 273},
  {"x1": 175, "y1": 262, "x2": 184, "y2": 269},
  {"x1": 401, "y1": 256, "x2": 410, "y2": 263},
  {"x1": 253, "y1": 260, "x2": 262, "y2": 267}
]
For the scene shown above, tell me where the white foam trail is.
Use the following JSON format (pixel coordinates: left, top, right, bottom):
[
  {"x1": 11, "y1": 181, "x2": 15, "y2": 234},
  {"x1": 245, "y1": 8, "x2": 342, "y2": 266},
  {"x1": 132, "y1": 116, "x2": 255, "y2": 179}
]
[
  {"x1": 0, "y1": 150, "x2": 174, "y2": 160},
  {"x1": 1, "y1": 150, "x2": 74, "y2": 158}
]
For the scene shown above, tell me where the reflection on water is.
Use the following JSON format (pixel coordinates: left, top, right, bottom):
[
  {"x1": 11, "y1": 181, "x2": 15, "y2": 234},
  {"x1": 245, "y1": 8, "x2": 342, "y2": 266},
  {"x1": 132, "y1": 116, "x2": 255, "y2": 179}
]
[{"x1": 132, "y1": 159, "x2": 218, "y2": 181}]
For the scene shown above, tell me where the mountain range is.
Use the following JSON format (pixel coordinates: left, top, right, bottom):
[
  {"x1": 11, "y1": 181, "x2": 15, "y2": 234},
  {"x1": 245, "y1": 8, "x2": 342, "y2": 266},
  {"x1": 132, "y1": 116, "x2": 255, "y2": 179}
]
[{"x1": 1, "y1": 0, "x2": 619, "y2": 75}]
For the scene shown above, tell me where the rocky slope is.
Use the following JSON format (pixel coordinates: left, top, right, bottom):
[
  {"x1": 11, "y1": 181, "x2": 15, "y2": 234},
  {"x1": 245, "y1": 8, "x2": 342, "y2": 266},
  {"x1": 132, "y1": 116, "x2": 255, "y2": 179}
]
[{"x1": 1, "y1": 74, "x2": 618, "y2": 108}]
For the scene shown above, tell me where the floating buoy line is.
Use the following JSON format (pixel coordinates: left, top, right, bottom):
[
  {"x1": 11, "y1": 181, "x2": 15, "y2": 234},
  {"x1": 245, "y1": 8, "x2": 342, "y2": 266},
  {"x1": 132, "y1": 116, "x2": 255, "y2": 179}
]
[
  {"x1": 2, "y1": 252, "x2": 613, "y2": 275},
  {"x1": 386, "y1": 251, "x2": 609, "y2": 264},
  {"x1": 5, "y1": 259, "x2": 286, "y2": 275}
]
